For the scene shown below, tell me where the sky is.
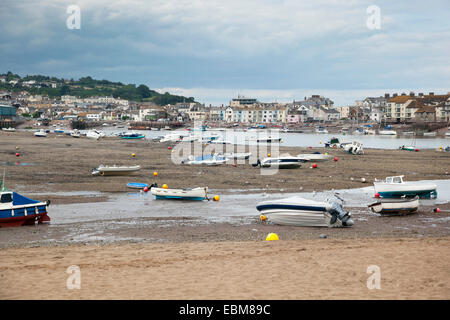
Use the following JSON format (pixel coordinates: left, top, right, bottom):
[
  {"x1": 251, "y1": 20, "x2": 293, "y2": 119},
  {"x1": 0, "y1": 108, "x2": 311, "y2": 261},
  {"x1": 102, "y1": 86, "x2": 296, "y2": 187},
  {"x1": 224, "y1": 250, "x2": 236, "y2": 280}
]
[{"x1": 1, "y1": 0, "x2": 449, "y2": 106}]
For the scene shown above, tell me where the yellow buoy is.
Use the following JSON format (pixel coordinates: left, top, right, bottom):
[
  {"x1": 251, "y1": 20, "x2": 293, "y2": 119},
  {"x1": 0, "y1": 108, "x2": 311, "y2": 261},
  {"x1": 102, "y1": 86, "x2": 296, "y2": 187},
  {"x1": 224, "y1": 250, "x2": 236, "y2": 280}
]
[
  {"x1": 325, "y1": 153, "x2": 328, "y2": 155},
  {"x1": 213, "y1": 195, "x2": 220, "y2": 201},
  {"x1": 153, "y1": 171, "x2": 158, "y2": 177},
  {"x1": 131, "y1": 153, "x2": 136, "y2": 157},
  {"x1": 267, "y1": 153, "x2": 271, "y2": 157},
  {"x1": 162, "y1": 184, "x2": 168, "y2": 189},
  {"x1": 266, "y1": 233, "x2": 279, "y2": 241},
  {"x1": 260, "y1": 215, "x2": 267, "y2": 221}
]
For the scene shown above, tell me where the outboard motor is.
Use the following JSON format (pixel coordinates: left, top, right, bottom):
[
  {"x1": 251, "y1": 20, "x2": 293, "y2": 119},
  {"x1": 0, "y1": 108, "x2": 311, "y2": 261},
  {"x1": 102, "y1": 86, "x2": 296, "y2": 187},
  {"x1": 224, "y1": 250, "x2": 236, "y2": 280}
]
[
  {"x1": 328, "y1": 201, "x2": 354, "y2": 227},
  {"x1": 149, "y1": 182, "x2": 158, "y2": 189},
  {"x1": 252, "y1": 159, "x2": 261, "y2": 167}
]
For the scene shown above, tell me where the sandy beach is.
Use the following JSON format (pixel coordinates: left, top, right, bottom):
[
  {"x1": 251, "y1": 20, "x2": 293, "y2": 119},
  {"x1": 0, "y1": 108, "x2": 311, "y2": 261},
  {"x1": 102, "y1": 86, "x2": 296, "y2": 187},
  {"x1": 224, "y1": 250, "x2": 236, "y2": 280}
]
[{"x1": 1, "y1": 130, "x2": 449, "y2": 300}]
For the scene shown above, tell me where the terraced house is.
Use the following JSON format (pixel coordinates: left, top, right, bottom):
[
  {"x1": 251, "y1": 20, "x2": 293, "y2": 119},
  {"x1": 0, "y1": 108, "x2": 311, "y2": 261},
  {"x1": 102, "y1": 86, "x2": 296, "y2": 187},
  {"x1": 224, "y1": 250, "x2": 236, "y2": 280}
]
[{"x1": 385, "y1": 92, "x2": 450, "y2": 123}]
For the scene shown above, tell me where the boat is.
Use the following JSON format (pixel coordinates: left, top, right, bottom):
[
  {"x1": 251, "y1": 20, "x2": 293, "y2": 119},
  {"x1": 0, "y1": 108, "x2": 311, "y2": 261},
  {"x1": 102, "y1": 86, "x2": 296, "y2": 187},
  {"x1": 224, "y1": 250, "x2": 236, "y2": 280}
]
[
  {"x1": 368, "y1": 196, "x2": 419, "y2": 215},
  {"x1": 379, "y1": 130, "x2": 397, "y2": 135},
  {"x1": 0, "y1": 175, "x2": 50, "y2": 227},
  {"x1": 343, "y1": 141, "x2": 364, "y2": 155},
  {"x1": 126, "y1": 182, "x2": 156, "y2": 189},
  {"x1": 86, "y1": 130, "x2": 105, "y2": 140},
  {"x1": 403, "y1": 131, "x2": 415, "y2": 136},
  {"x1": 182, "y1": 154, "x2": 228, "y2": 166},
  {"x1": 296, "y1": 153, "x2": 332, "y2": 162},
  {"x1": 53, "y1": 129, "x2": 65, "y2": 133},
  {"x1": 159, "y1": 132, "x2": 189, "y2": 143},
  {"x1": 209, "y1": 139, "x2": 233, "y2": 145},
  {"x1": 151, "y1": 186, "x2": 208, "y2": 201},
  {"x1": 120, "y1": 132, "x2": 145, "y2": 139},
  {"x1": 1, "y1": 127, "x2": 16, "y2": 132},
  {"x1": 256, "y1": 196, "x2": 354, "y2": 227},
  {"x1": 324, "y1": 137, "x2": 341, "y2": 148},
  {"x1": 315, "y1": 127, "x2": 328, "y2": 134},
  {"x1": 423, "y1": 132, "x2": 436, "y2": 137},
  {"x1": 70, "y1": 130, "x2": 81, "y2": 138},
  {"x1": 92, "y1": 165, "x2": 141, "y2": 176},
  {"x1": 222, "y1": 152, "x2": 252, "y2": 160},
  {"x1": 399, "y1": 145, "x2": 417, "y2": 152},
  {"x1": 256, "y1": 137, "x2": 282, "y2": 143},
  {"x1": 254, "y1": 156, "x2": 305, "y2": 169},
  {"x1": 373, "y1": 175, "x2": 437, "y2": 198},
  {"x1": 34, "y1": 129, "x2": 47, "y2": 137},
  {"x1": 446, "y1": 132, "x2": 450, "y2": 138},
  {"x1": 364, "y1": 129, "x2": 376, "y2": 135}
]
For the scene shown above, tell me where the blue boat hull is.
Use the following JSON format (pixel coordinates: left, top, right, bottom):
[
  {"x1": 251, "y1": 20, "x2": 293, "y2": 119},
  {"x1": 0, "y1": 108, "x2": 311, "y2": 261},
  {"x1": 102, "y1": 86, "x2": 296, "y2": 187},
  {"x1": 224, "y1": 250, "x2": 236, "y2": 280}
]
[{"x1": 0, "y1": 192, "x2": 50, "y2": 227}]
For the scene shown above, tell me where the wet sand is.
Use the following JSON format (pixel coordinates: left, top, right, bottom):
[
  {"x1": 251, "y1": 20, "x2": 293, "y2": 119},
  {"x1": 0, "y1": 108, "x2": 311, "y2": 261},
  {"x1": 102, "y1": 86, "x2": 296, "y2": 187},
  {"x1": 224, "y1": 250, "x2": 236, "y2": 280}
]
[
  {"x1": 1, "y1": 131, "x2": 449, "y2": 200},
  {"x1": 1, "y1": 130, "x2": 449, "y2": 300}
]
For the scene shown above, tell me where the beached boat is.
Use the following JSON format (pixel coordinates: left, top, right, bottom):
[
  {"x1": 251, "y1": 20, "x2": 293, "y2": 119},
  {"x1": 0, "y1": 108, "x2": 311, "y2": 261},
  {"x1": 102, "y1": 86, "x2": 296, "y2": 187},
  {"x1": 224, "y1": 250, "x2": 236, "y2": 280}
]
[
  {"x1": 423, "y1": 132, "x2": 436, "y2": 137},
  {"x1": 255, "y1": 156, "x2": 305, "y2": 169},
  {"x1": 256, "y1": 137, "x2": 282, "y2": 143},
  {"x1": 126, "y1": 182, "x2": 149, "y2": 189},
  {"x1": 296, "y1": 153, "x2": 332, "y2": 162},
  {"x1": 182, "y1": 154, "x2": 228, "y2": 166},
  {"x1": 86, "y1": 130, "x2": 105, "y2": 140},
  {"x1": 256, "y1": 196, "x2": 354, "y2": 227},
  {"x1": 34, "y1": 129, "x2": 47, "y2": 137},
  {"x1": 403, "y1": 131, "x2": 415, "y2": 136},
  {"x1": 368, "y1": 196, "x2": 419, "y2": 215},
  {"x1": 1, "y1": 127, "x2": 16, "y2": 132},
  {"x1": 373, "y1": 176, "x2": 437, "y2": 198},
  {"x1": 344, "y1": 141, "x2": 364, "y2": 155},
  {"x1": 446, "y1": 132, "x2": 450, "y2": 138},
  {"x1": 399, "y1": 145, "x2": 417, "y2": 151},
  {"x1": 315, "y1": 127, "x2": 328, "y2": 134},
  {"x1": 160, "y1": 132, "x2": 189, "y2": 143},
  {"x1": 379, "y1": 130, "x2": 397, "y2": 135},
  {"x1": 92, "y1": 165, "x2": 141, "y2": 176},
  {"x1": 0, "y1": 179, "x2": 50, "y2": 227},
  {"x1": 151, "y1": 186, "x2": 208, "y2": 201},
  {"x1": 120, "y1": 132, "x2": 145, "y2": 139}
]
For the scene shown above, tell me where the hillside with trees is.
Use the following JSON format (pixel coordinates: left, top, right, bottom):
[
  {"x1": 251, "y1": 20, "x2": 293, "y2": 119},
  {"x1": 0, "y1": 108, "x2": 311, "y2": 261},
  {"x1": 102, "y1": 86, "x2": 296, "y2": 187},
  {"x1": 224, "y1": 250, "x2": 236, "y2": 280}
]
[{"x1": 0, "y1": 71, "x2": 195, "y2": 105}]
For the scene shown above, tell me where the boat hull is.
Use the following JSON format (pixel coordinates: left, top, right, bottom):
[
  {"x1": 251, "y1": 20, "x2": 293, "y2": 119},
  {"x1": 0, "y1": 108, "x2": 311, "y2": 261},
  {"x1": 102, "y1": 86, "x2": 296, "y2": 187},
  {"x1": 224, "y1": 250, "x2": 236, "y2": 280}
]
[
  {"x1": 151, "y1": 187, "x2": 208, "y2": 201},
  {"x1": 374, "y1": 182, "x2": 437, "y2": 198},
  {"x1": 368, "y1": 197, "x2": 419, "y2": 215},
  {"x1": 0, "y1": 193, "x2": 50, "y2": 228}
]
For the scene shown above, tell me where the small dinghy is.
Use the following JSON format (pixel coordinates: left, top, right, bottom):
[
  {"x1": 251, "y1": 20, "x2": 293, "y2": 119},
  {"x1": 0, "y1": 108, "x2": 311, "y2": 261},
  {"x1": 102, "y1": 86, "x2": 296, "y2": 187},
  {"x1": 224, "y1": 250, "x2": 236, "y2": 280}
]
[
  {"x1": 126, "y1": 182, "x2": 149, "y2": 189},
  {"x1": 368, "y1": 196, "x2": 419, "y2": 215},
  {"x1": 151, "y1": 186, "x2": 208, "y2": 201},
  {"x1": 182, "y1": 154, "x2": 228, "y2": 166},
  {"x1": 0, "y1": 175, "x2": 50, "y2": 227},
  {"x1": 256, "y1": 196, "x2": 353, "y2": 227},
  {"x1": 92, "y1": 165, "x2": 141, "y2": 176}
]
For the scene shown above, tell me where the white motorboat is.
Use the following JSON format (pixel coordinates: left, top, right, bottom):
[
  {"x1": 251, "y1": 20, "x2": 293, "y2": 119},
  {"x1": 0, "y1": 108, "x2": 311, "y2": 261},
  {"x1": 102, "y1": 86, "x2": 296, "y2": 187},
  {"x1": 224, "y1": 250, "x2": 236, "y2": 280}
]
[
  {"x1": 423, "y1": 132, "x2": 436, "y2": 137},
  {"x1": 151, "y1": 186, "x2": 208, "y2": 201},
  {"x1": 1, "y1": 127, "x2": 16, "y2": 132},
  {"x1": 182, "y1": 154, "x2": 228, "y2": 166},
  {"x1": 403, "y1": 131, "x2": 415, "y2": 136},
  {"x1": 86, "y1": 130, "x2": 105, "y2": 140},
  {"x1": 160, "y1": 132, "x2": 189, "y2": 143},
  {"x1": 373, "y1": 175, "x2": 437, "y2": 198},
  {"x1": 34, "y1": 129, "x2": 47, "y2": 137},
  {"x1": 315, "y1": 127, "x2": 328, "y2": 134},
  {"x1": 379, "y1": 130, "x2": 397, "y2": 135},
  {"x1": 364, "y1": 129, "x2": 376, "y2": 135},
  {"x1": 446, "y1": 132, "x2": 450, "y2": 138},
  {"x1": 368, "y1": 196, "x2": 419, "y2": 215},
  {"x1": 257, "y1": 196, "x2": 354, "y2": 227},
  {"x1": 296, "y1": 153, "x2": 332, "y2": 162},
  {"x1": 344, "y1": 141, "x2": 364, "y2": 155},
  {"x1": 70, "y1": 130, "x2": 81, "y2": 138},
  {"x1": 91, "y1": 165, "x2": 141, "y2": 176},
  {"x1": 255, "y1": 156, "x2": 305, "y2": 169}
]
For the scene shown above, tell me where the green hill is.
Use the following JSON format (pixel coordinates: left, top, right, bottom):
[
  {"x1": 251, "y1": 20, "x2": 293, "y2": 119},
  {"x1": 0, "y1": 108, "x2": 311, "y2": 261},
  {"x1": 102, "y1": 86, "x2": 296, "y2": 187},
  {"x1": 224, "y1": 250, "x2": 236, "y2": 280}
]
[{"x1": 0, "y1": 71, "x2": 195, "y2": 105}]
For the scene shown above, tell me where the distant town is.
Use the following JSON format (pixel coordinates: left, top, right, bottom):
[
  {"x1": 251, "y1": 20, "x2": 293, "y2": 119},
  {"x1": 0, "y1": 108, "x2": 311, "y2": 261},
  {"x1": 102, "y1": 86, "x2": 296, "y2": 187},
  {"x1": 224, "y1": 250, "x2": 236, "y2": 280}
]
[{"x1": 1, "y1": 72, "x2": 449, "y2": 132}]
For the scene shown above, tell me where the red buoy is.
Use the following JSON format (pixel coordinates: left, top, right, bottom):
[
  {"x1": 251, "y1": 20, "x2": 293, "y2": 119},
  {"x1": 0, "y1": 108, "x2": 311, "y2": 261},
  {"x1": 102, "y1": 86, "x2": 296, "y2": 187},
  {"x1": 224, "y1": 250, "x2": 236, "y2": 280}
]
[
  {"x1": 415, "y1": 149, "x2": 419, "y2": 152},
  {"x1": 15, "y1": 153, "x2": 20, "y2": 157},
  {"x1": 312, "y1": 163, "x2": 318, "y2": 168},
  {"x1": 334, "y1": 157, "x2": 338, "y2": 162},
  {"x1": 168, "y1": 146, "x2": 172, "y2": 150},
  {"x1": 143, "y1": 186, "x2": 149, "y2": 192},
  {"x1": 434, "y1": 208, "x2": 440, "y2": 213},
  {"x1": 375, "y1": 193, "x2": 380, "y2": 198}
]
